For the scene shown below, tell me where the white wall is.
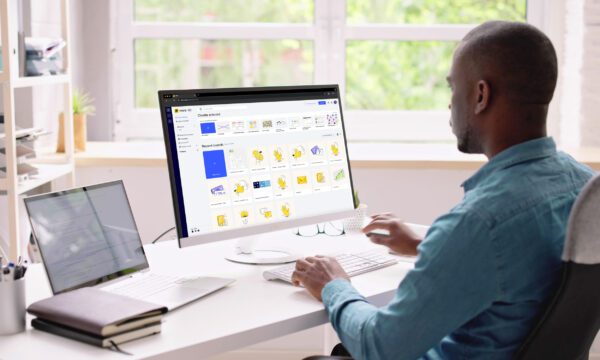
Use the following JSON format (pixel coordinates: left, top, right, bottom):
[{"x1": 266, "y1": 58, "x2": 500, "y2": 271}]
[{"x1": 74, "y1": 0, "x2": 113, "y2": 140}]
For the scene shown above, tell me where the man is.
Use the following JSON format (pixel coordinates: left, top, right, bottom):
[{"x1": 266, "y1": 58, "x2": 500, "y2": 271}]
[{"x1": 292, "y1": 21, "x2": 595, "y2": 359}]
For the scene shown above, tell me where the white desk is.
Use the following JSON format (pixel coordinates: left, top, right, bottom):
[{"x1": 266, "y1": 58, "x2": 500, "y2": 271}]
[{"x1": 0, "y1": 228, "x2": 424, "y2": 359}]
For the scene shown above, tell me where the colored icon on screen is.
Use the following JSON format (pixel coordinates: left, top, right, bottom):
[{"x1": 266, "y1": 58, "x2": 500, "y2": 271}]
[
  {"x1": 259, "y1": 208, "x2": 273, "y2": 219},
  {"x1": 273, "y1": 148, "x2": 283, "y2": 162},
  {"x1": 292, "y1": 146, "x2": 304, "y2": 159},
  {"x1": 281, "y1": 203, "x2": 291, "y2": 218},
  {"x1": 327, "y1": 113, "x2": 338, "y2": 126},
  {"x1": 210, "y1": 185, "x2": 226, "y2": 196},
  {"x1": 262, "y1": 120, "x2": 273, "y2": 128},
  {"x1": 203, "y1": 150, "x2": 227, "y2": 179},
  {"x1": 240, "y1": 210, "x2": 249, "y2": 224},
  {"x1": 252, "y1": 150, "x2": 264, "y2": 163},
  {"x1": 253, "y1": 180, "x2": 271, "y2": 189},
  {"x1": 217, "y1": 214, "x2": 228, "y2": 227},
  {"x1": 277, "y1": 176, "x2": 287, "y2": 190},
  {"x1": 297, "y1": 176, "x2": 308, "y2": 185},
  {"x1": 331, "y1": 143, "x2": 340, "y2": 157},
  {"x1": 316, "y1": 172, "x2": 325, "y2": 183},
  {"x1": 200, "y1": 122, "x2": 217, "y2": 134},
  {"x1": 234, "y1": 181, "x2": 248, "y2": 195}
]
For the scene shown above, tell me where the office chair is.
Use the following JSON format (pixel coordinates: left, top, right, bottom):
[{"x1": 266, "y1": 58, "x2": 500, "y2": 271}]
[
  {"x1": 305, "y1": 175, "x2": 600, "y2": 360},
  {"x1": 516, "y1": 174, "x2": 600, "y2": 360},
  {"x1": 303, "y1": 343, "x2": 353, "y2": 360}
]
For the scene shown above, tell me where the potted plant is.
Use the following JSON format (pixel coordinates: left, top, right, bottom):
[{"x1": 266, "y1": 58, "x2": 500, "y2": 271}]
[
  {"x1": 342, "y1": 190, "x2": 369, "y2": 232},
  {"x1": 57, "y1": 89, "x2": 95, "y2": 152}
]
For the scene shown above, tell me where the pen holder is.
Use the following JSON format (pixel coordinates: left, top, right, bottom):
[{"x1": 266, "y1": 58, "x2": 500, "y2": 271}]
[{"x1": 0, "y1": 278, "x2": 26, "y2": 335}]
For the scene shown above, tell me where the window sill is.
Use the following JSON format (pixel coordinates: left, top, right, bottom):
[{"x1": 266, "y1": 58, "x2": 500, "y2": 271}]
[{"x1": 73, "y1": 141, "x2": 600, "y2": 171}]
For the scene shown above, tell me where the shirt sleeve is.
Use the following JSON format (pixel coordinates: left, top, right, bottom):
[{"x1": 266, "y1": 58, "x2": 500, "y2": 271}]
[{"x1": 321, "y1": 209, "x2": 499, "y2": 360}]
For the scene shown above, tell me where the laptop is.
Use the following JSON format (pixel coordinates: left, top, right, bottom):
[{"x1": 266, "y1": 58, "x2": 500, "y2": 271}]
[{"x1": 24, "y1": 180, "x2": 234, "y2": 311}]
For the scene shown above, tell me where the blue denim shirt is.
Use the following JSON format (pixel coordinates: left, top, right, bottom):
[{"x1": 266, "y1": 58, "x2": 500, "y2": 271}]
[{"x1": 322, "y1": 137, "x2": 595, "y2": 360}]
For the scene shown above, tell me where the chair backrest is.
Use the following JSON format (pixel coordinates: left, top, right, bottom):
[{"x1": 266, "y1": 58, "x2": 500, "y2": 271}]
[{"x1": 517, "y1": 174, "x2": 600, "y2": 360}]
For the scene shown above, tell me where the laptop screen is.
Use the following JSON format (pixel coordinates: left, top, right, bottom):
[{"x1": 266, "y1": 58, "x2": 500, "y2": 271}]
[{"x1": 24, "y1": 180, "x2": 149, "y2": 294}]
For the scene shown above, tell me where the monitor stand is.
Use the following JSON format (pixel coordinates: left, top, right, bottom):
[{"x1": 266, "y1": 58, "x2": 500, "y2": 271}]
[{"x1": 225, "y1": 235, "x2": 298, "y2": 265}]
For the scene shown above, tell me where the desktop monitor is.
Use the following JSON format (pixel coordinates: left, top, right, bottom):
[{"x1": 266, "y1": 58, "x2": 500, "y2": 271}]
[{"x1": 159, "y1": 85, "x2": 356, "y2": 264}]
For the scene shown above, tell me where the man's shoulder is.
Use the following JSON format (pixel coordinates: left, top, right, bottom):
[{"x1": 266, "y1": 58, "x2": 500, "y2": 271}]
[
  {"x1": 461, "y1": 152, "x2": 594, "y2": 227},
  {"x1": 556, "y1": 151, "x2": 596, "y2": 179}
]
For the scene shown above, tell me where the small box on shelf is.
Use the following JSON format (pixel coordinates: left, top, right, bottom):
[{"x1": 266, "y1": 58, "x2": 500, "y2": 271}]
[{"x1": 24, "y1": 37, "x2": 65, "y2": 77}]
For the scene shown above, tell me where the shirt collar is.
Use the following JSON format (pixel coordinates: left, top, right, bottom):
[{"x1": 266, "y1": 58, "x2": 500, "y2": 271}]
[{"x1": 462, "y1": 137, "x2": 557, "y2": 191}]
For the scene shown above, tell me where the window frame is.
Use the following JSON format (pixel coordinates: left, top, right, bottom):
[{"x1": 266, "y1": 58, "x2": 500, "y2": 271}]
[{"x1": 112, "y1": 0, "x2": 548, "y2": 142}]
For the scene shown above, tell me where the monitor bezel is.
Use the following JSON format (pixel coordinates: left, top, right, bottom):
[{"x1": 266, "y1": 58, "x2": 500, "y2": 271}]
[
  {"x1": 23, "y1": 180, "x2": 150, "y2": 294},
  {"x1": 158, "y1": 85, "x2": 357, "y2": 249}
]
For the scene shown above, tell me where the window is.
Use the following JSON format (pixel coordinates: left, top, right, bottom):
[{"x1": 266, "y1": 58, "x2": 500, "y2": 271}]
[
  {"x1": 134, "y1": 39, "x2": 314, "y2": 108},
  {"x1": 113, "y1": 0, "x2": 544, "y2": 142}
]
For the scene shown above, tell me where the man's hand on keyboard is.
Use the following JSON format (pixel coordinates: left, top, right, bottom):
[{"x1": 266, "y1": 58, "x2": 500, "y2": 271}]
[
  {"x1": 291, "y1": 256, "x2": 350, "y2": 301},
  {"x1": 363, "y1": 213, "x2": 422, "y2": 256}
]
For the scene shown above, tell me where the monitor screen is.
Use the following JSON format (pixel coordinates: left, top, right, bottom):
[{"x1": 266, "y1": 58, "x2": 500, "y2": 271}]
[
  {"x1": 24, "y1": 181, "x2": 148, "y2": 294},
  {"x1": 159, "y1": 85, "x2": 356, "y2": 247}
]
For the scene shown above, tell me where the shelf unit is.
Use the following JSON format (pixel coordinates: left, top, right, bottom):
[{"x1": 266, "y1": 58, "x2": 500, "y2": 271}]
[
  {"x1": 12, "y1": 73, "x2": 71, "y2": 88},
  {"x1": 0, "y1": 0, "x2": 75, "y2": 259}
]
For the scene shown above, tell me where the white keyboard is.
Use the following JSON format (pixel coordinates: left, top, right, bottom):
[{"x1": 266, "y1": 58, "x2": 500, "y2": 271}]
[
  {"x1": 103, "y1": 273, "x2": 183, "y2": 299},
  {"x1": 263, "y1": 249, "x2": 399, "y2": 283}
]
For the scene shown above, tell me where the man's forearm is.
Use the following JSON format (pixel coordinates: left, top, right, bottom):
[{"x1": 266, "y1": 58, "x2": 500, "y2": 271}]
[
  {"x1": 400, "y1": 237, "x2": 421, "y2": 256},
  {"x1": 322, "y1": 279, "x2": 379, "y2": 359}
]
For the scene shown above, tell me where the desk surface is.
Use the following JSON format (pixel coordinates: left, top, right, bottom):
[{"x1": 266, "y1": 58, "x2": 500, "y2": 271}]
[{"x1": 0, "y1": 228, "x2": 423, "y2": 360}]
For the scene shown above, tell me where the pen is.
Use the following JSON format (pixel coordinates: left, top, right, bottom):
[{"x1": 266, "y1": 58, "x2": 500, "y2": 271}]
[
  {"x1": 8, "y1": 262, "x2": 15, "y2": 280},
  {"x1": 8, "y1": 264, "x2": 13, "y2": 281}
]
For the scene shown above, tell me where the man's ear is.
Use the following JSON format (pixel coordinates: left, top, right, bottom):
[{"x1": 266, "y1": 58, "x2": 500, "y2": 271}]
[{"x1": 474, "y1": 80, "x2": 490, "y2": 115}]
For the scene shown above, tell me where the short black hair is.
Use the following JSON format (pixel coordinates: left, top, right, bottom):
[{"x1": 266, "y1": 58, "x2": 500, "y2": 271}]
[{"x1": 460, "y1": 21, "x2": 558, "y2": 106}]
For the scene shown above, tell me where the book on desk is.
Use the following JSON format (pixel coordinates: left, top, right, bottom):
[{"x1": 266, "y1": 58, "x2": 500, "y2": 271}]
[
  {"x1": 27, "y1": 287, "x2": 167, "y2": 348},
  {"x1": 31, "y1": 318, "x2": 161, "y2": 348}
]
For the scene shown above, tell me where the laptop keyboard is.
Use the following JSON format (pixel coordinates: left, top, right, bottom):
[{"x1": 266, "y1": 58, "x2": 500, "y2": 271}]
[
  {"x1": 104, "y1": 273, "x2": 183, "y2": 299},
  {"x1": 263, "y1": 249, "x2": 399, "y2": 283}
]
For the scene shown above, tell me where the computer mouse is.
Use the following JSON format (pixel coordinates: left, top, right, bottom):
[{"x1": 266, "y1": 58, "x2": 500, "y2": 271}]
[{"x1": 365, "y1": 229, "x2": 391, "y2": 237}]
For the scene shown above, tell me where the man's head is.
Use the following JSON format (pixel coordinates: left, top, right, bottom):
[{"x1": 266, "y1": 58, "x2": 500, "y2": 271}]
[{"x1": 447, "y1": 21, "x2": 558, "y2": 155}]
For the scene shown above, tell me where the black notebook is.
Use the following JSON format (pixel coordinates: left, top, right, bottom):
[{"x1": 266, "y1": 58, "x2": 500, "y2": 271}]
[{"x1": 31, "y1": 318, "x2": 161, "y2": 348}]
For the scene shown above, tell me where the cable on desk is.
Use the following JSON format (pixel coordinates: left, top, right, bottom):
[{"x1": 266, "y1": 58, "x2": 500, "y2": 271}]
[{"x1": 151, "y1": 227, "x2": 176, "y2": 244}]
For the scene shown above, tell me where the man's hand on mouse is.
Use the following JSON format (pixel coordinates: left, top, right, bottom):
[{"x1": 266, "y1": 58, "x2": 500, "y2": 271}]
[
  {"x1": 291, "y1": 255, "x2": 350, "y2": 301},
  {"x1": 363, "y1": 213, "x2": 422, "y2": 256}
]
